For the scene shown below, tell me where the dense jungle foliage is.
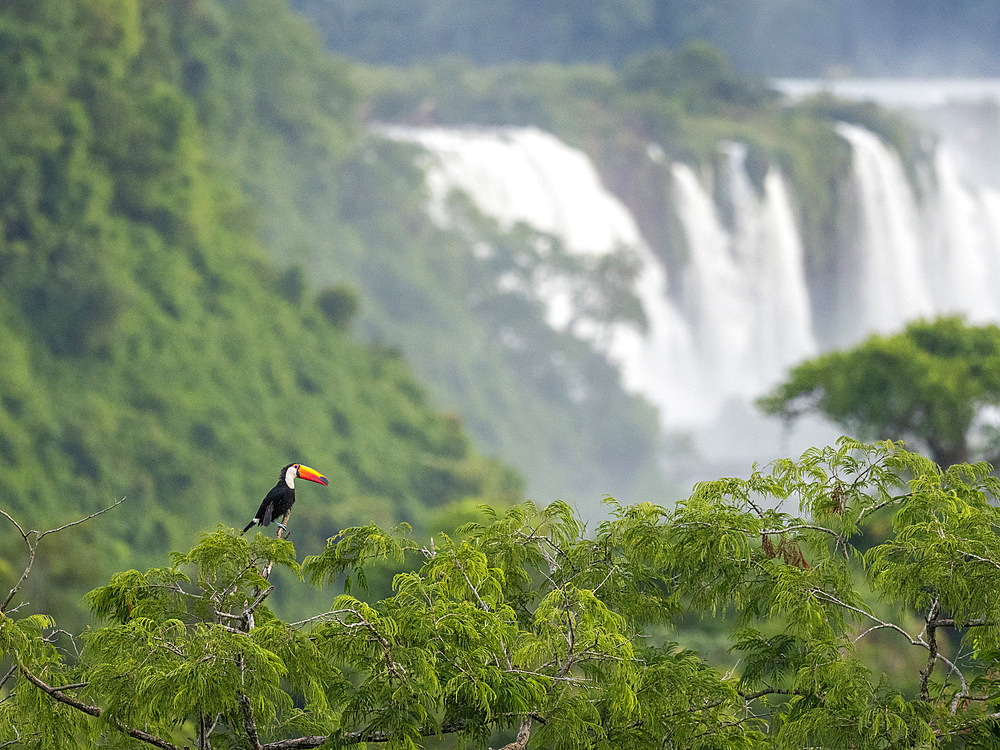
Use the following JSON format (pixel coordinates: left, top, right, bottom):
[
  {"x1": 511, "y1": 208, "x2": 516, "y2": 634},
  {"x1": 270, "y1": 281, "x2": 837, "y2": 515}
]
[
  {"x1": 7, "y1": 440, "x2": 1000, "y2": 749},
  {"x1": 0, "y1": 0, "x2": 521, "y2": 627},
  {"x1": 0, "y1": 0, "x2": 931, "y2": 629}
]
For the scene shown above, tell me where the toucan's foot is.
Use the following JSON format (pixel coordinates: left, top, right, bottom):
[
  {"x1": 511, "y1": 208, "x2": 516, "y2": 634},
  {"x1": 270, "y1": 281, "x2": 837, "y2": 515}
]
[{"x1": 275, "y1": 522, "x2": 288, "y2": 537}]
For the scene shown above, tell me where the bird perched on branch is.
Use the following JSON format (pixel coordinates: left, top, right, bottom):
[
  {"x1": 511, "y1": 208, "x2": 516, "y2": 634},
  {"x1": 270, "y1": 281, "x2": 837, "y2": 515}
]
[{"x1": 242, "y1": 463, "x2": 329, "y2": 534}]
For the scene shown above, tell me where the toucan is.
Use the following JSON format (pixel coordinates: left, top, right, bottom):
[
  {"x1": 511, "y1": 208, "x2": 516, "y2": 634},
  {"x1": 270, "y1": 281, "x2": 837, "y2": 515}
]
[{"x1": 242, "y1": 463, "x2": 329, "y2": 534}]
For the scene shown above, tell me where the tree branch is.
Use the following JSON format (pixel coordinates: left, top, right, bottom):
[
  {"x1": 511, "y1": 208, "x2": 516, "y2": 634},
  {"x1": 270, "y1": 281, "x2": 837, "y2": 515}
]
[
  {"x1": 492, "y1": 716, "x2": 531, "y2": 750},
  {"x1": 17, "y1": 660, "x2": 181, "y2": 750},
  {"x1": 454, "y1": 556, "x2": 490, "y2": 612},
  {"x1": 1, "y1": 498, "x2": 127, "y2": 612},
  {"x1": 920, "y1": 597, "x2": 941, "y2": 701},
  {"x1": 35, "y1": 496, "x2": 128, "y2": 540},
  {"x1": 239, "y1": 692, "x2": 262, "y2": 750},
  {"x1": 260, "y1": 510, "x2": 292, "y2": 581},
  {"x1": 0, "y1": 663, "x2": 17, "y2": 693},
  {"x1": 260, "y1": 720, "x2": 470, "y2": 749},
  {"x1": 808, "y1": 589, "x2": 926, "y2": 648}
]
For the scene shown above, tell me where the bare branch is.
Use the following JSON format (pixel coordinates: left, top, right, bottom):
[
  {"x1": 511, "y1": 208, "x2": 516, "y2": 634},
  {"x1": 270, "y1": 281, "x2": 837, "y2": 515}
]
[
  {"x1": 260, "y1": 510, "x2": 292, "y2": 581},
  {"x1": 806, "y1": 588, "x2": 927, "y2": 649},
  {"x1": 952, "y1": 550, "x2": 1000, "y2": 570},
  {"x1": 857, "y1": 491, "x2": 911, "y2": 523},
  {"x1": 454, "y1": 557, "x2": 490, "y2": 612},
  {"x1": 2, "y1": 546, "x2": 37, "y2": 613},
  {"x1": 260, "y1": 720, "x2": 470, "y2": 749},
  {"x1": 46, "y1": 681, "x2": 89, "y2": 692},
  {"x1": 35, "y1": 496, "x2": 128, "y2": 542},
  {"x1": 2, "y1": 498, "x2": 127, "y2": 612},
  {"x1": 0, "y1": 663, "x2": 17, "y2": 693},
  {"x1": 0, "y1": 725, "x2": 24, "y2": 749},
  {"x1": 920, "y1": 597, "x2": 942, "y2": 701}
]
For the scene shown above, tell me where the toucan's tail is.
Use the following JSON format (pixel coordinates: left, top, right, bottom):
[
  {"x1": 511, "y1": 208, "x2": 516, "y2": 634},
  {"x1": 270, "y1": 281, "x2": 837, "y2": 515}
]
[{"x1": 241, "y1": 520, "x2": 255, "y2": 534}]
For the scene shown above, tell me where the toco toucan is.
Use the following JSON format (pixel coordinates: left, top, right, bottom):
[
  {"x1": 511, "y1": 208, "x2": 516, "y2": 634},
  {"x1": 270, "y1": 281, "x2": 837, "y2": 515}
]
[{"x1": 242, "y1": 463, "x2": 329, "y2": 534}]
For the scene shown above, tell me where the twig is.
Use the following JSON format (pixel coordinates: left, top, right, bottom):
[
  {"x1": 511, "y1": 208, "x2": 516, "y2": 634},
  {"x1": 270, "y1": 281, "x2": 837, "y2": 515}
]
[
  {"x1": 238, "y1": 649, "x2": 262, "y2": 750},
  {"x1": 239, "y1": 691, "x2": 262, "y2": 749},
  {"x1": 0, "y1": 663, "x2": 17, "y2": 693},
  {"x1": 259, "y1": 720, "x2": 468, "y2": 749},
  {"x1": 290, "y1": 608, "x2": 359, "y2": 629},
  {"x1": 807, "y1": 589, "x2": 925, "y2": 648},
  {"x1": 0, "y1": 508, "x2": 26, "y2": 539},
  {"x1": 2, "y1": 498, "x2": 127, "y2": 612},
  {"x1": 454, "y1": 557, "x2": 490, "y2": 612},
  {"x1": 35, "y1": 497, "x2": 127, "y2": 539},
  {"x1": 0, "y1": 726, "x2": 23, "y2": 749}
]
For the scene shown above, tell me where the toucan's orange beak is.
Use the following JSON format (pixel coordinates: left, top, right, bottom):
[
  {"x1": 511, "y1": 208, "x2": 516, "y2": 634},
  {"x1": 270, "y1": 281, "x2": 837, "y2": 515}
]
[{"x1": 297, "y1": 464, "x2": 329, "y2": 486}]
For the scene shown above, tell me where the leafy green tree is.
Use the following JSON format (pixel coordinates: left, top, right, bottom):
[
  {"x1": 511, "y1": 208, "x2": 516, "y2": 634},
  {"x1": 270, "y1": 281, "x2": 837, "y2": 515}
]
[
  {"x1": 7, "y1": 438, "x2": 1000, "y2": 748},
  {"x1": 759, "y1": 317, "x2": 1000, "y2": 466},
  {"x1": 622, "y1": 43, "x2": 774, "y2": 112}
]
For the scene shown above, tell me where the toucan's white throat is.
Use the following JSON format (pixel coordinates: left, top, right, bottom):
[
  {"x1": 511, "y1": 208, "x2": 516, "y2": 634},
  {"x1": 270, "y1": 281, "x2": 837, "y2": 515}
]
[{"x1": 284, "y1": 465, "x2": 297, "y2": 489}]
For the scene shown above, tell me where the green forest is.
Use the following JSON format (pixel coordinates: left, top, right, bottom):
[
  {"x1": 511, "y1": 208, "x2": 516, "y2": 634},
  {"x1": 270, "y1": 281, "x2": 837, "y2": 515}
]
[
  {"x1": 293, "y1": 0, "x2": 1000, "y2": 76},
  {"x1": 0, "y1": 0, "x2": 933, "y2": 627},
  {"x1": 0, "y1": 0, "x2": 528, "y2": 626},
  {"x1": 7, "y1": 0, "x2": 1000, "y2": 747}
]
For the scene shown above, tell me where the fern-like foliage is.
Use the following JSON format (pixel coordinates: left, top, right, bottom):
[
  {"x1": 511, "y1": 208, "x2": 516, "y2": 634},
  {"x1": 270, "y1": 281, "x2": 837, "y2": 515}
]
[{"x1": 8, "y1": 440, "x2": 1000, "y2": 747}]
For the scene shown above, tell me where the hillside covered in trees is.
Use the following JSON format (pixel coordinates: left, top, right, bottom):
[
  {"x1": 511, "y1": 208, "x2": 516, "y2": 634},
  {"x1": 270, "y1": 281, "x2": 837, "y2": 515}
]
[
  {"x1": 0, "y1": 0, "x2": 953, "y2": 626},
  {"x1": 293, "y1": 0, "x2": 1000, "y2": 76},
  {"x1": 0, "y1": 0, "x2": 521, "y2": 624}
]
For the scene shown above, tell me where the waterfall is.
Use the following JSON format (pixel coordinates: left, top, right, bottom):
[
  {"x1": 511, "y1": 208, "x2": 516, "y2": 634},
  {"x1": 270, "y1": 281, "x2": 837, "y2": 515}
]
[
  {"x1": 381, "y1": 125, "x2": 817, "y2": 429},
  {"x1": 673, "y1": 144, "x2": 816, "y2": 395},
  {"x1": 755, "y1": 168, "x2": 817, "y2": 374},
  {"x1": 378, "y1": 108, "x2": 1000, "y2": 439},
  {"x1": 834, "y1": 123, "x2": 934, "y2": 338},
  {"x1": 670, "y1": 161, "x2": 751, "y2": 397},
  {"x1": 927, "y1": 146, "x2": 1000, "y2": 320},
  {"x1": 381, "y1": 126, "x2": 639, "y2": 255},
  {"x1": 380, "y1": 125, "x2": 709, "y2": 425},
  {"x1": 836, "y1": 122, "x2": 1000, "y2": 330}
]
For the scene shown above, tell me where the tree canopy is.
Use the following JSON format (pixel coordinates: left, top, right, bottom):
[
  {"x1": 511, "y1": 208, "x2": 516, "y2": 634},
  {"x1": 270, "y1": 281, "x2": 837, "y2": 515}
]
[
  {"x1": 6, "y1": 438, "x2": 1000, "y2": 748},
  {"x1": 758, "y1": 317, "x2": 1000, "y2": 466}
]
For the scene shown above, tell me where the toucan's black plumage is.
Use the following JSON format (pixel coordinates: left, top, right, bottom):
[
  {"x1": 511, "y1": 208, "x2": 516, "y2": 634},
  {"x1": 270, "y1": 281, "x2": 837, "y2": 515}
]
[{"x1": 242, "y1": 462, "x2": 329, "y2": 534}]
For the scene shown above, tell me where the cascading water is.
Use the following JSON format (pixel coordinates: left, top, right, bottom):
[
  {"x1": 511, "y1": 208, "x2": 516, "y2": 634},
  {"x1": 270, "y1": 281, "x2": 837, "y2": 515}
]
[
  {"x1": 381, "y1": 126, "x2": 638, "y2": 255},
  {"x1": 927, "y1": 146, "x2": 1000, "y2": 320},
  {"x1": 382, "y1": 124, "x2": 817, "y2": 430},
  {"x1": 754, "y1": 169, "x2": 817, "y2": 374},
  {"x1": 381, "y1": 125, "x2": 706, "y2": 426},
  {"x1": 834, "y1": 122, "x2": 934, "y2": 339},
  {"x1": 379, "y1": 88, "x2": 1000, "y2": 451},
  {"x1": 367, "y1": 81, "x2": 1000, "y2": 506},
  {"x1": 836, "y1": 121, "x2": 1000, "y2": 334},
  {"x1": 671, "y1": 146, "x2": 816, "y2": 403}
]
